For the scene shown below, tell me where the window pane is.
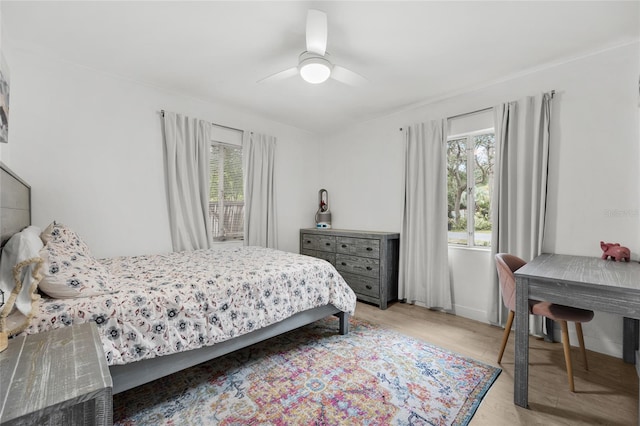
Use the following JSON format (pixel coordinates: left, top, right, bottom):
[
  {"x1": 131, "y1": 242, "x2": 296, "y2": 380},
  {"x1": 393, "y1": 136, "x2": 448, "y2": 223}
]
[
  {"x1": 447, "y1": 137, "x2": 468, "y2": 245},
  {"x1": 210, "y1": 144, "x2": 244, "y2": 241},
  {"x1": 472, "y1": 133, "x2": 494, "y2": 247}
]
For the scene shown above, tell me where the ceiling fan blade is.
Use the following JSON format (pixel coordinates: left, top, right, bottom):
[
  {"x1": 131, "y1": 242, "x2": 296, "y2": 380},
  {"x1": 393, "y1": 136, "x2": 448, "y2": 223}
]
[
  {"x1": 306, "y1": 9, "x2": 327, "y2": 56},
  {"x1": 257, "y1": 67, "x2": 298, "y2": 84},
  {"x1": 331, "y1": 65, "x2": 367, "y2": 86}
]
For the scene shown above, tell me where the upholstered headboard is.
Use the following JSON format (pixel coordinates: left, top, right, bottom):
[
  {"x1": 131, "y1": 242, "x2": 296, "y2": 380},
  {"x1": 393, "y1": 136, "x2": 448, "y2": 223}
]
[{"x1": 0, "y1": 162, "x2": 31, "y2": 249}]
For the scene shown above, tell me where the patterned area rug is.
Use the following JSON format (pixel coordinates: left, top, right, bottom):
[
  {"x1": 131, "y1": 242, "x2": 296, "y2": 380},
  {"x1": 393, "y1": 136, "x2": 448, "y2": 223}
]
[{"x1": 113, "y1": 317, "x2": 500, "y2": 425}]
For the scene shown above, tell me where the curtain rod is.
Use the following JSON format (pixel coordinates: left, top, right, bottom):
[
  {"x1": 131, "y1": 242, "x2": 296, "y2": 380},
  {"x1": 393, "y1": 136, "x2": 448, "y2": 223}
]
[
  {"x1": 447, "y1": 106, "x2": 493, "y2": 122},
  {"x1": 160, "y1": 110, "x2": 244, "y2": 133},
  {"x1": 399, "y1": 106, "x2": 492, "y2": 131},
  {"x1": 399, "y1": 90, "x2": 555, "y2": 131}
]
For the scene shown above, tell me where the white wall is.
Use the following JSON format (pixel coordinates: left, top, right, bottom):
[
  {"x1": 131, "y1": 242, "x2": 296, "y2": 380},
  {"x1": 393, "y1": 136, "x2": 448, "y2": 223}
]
[
  {"x1": 2, "y1": 48, "x2": 321, "y2": 258},
  {"x1": 320, "y1": 42, "x2": 640, "y2": 357}
]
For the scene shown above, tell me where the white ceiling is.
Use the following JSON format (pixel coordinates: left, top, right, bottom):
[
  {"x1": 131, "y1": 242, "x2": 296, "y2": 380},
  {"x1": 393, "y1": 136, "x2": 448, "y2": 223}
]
[{"x1": 3, "y1": 1, "x2": 639, "y2": 135}]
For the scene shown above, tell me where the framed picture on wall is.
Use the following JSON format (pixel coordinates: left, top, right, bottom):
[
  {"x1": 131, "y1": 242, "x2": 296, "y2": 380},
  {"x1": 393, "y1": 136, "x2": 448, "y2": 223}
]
[{"x1": 0, "y1": 51, "x2": 9, "y2": 144}]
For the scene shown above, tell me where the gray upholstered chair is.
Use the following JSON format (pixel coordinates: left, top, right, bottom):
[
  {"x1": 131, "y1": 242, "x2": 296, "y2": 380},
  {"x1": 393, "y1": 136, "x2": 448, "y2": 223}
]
[{"x1": 495, "y1": 253, "x2": 595, "y2": 392}]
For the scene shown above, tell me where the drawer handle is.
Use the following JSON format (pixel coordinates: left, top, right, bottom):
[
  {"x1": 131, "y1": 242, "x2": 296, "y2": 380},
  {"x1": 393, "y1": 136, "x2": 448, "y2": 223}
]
[
  {"x1": 341, "y1": 262, "x2": 347, "y2": 266},
  {"x1": 341, "y1": 244, "x2": 347, "y2": 248},
  {"x1": 366, "y1": 266, "x2": 372, "y2": 271},
  {"x1": 326, "y1": 242, "x2": 331, "y2": 246},
  {"x1": 366, "y1": 285, "x2": 373, "y2": 290},
  {"x1": 306, "y1": 240, "x2": 311, "y2": 244},
  {"x1": 366, "y1": 247, "x2": 373, "y2": 251}
]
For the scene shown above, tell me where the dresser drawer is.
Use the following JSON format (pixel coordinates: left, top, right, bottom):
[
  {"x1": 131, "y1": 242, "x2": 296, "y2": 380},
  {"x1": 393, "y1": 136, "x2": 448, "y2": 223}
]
[
  {"x1": 301, "y1": 234, "x2": 318, "y2": 250},
  {"x1": 302, "y1": 249, "x2": 335, "y2": 266},
  {"x1": 335, "y1": 254, "x2": 379, "y2": 278},
  {"x1": 336, "y1": 237, "x2": 380, "y2": 259},
  {"x1": 301, "y1": 248, "x2": 316, "y2": 257},
  {"x1": 301, "y1": 234, "x2": 336, "y2": 252},
  {"x1": 340, "y1": 272, "x2": 380, "y2": 299},
  {"x1": 316, "y1": 236, "x2": 336, "y2": 252}
]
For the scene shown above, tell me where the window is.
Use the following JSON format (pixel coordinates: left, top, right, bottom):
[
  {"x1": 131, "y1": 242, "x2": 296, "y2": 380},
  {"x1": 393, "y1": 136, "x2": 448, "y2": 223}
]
[
  {"x1": 447, "y1": 129, "x2": 495, "y2": 247},
  {"x1": 209, "y1": 142, "x2": 244, "y2": 241}
]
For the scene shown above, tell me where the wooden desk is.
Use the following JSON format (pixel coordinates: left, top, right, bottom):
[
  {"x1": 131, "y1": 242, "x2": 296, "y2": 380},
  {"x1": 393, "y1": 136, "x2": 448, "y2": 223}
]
[
  {"x1": 513, "y1": 253, "x2": 640, "y2": 412},
  {"x1": 0, "y1": 323, "x2": 113, "y2": 425}
]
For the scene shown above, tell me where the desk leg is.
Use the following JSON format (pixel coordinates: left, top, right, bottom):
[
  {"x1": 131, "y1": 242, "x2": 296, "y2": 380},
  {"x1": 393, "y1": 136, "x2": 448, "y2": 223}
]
[
  {"x1": 622, "y1": 317, "x2": 638, "y2": 364},
  {"x1": 514, "y1": 276, "x2": 530, "y2": 408}
]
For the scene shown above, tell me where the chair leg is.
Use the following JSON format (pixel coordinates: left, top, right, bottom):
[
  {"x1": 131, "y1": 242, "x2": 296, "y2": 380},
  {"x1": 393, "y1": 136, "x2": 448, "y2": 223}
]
[
  {"x1": 560, "y1": 320, "x2": 575, "y2": 392},
  {"x1": 497, "y1": 310, "x2": 514, "y2": 363},
  {"x1": 575, "y1": 322, "x2": 588, "y2": 371}
]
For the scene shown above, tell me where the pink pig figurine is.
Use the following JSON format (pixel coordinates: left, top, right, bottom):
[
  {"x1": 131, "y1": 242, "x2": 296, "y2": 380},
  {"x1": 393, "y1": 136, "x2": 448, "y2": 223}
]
[{"x1": 600, "y1": 241, "x2": 631, "y2": 262}]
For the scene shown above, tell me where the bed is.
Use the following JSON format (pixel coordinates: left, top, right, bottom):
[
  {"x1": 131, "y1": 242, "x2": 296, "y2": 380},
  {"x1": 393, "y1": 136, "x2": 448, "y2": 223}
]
[{"x1": 0, "y1": 162, "x2": 356, "y2": 394}]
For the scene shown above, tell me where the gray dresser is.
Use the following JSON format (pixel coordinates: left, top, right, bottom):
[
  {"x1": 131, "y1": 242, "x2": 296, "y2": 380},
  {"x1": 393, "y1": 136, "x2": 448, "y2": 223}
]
[{"x1": 300, "y1": 228, "x2": 399, "y2": 309}]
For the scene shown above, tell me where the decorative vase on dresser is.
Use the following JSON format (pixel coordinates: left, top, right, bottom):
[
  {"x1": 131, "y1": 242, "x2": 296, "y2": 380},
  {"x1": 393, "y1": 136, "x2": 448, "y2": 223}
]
[{"x1": 300, "y1": 228, "x2": 399, "y2": 309}]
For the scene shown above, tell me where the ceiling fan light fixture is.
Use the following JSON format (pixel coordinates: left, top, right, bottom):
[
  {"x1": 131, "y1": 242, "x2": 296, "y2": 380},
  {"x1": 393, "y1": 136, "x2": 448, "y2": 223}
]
[{"x1": 299, "y1": 56, "x2": 332, "y2": 84}]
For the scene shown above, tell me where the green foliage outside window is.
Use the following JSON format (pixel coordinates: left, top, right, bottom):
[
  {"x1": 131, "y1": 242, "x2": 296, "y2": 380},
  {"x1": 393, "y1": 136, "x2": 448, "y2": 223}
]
[
  {"x1": 447, "y1": 132, "x2": 494, "y2": 246},
  {"x1": 210, "y1": 145, "x2": 243, "y2": 202},
  {"x1": 447, "y1": 137, "x2": 467, "y2": 232}
]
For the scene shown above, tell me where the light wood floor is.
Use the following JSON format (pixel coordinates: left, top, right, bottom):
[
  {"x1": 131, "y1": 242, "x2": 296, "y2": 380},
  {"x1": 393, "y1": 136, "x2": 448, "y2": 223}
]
[{"x1": 353, "y1": 301, "x2": 638, "y2": 426}]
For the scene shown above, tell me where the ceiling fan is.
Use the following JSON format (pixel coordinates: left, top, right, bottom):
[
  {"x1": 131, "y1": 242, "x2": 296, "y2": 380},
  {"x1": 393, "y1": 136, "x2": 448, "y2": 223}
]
[{"x1": 258, "y1": 9, "x2": 367, "y2": 86}]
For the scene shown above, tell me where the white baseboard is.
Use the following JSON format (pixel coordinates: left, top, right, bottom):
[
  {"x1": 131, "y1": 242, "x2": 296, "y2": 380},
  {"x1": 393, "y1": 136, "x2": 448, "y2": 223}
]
[
  {"x1": 452, "y1": 304, "x2": 488, "y2": 324},
  {"x1": 552, "y1": 329, "x2": 622, "y2": 359}
]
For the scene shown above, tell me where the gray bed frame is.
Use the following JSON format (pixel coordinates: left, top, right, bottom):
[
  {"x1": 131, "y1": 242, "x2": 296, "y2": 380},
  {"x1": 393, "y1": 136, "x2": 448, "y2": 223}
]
[{"x1": 0, "y1": 161, "x2": 351, "y2": 394}]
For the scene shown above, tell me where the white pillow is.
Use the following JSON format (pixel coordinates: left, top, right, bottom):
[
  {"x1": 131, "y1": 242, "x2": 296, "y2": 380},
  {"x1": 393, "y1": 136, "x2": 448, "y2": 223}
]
[
  {"x1": 38, "y1": 222, "x2": 114, "y2": 298},
  {"x1": 0, "y1": 226, "x2": 44, "y2": 333}
]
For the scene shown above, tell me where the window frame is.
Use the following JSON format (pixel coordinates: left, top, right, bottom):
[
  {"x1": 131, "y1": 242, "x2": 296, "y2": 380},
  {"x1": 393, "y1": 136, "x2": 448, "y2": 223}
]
[{"x1": 447, "y1": 127, "x2": 495, "y2": 248}]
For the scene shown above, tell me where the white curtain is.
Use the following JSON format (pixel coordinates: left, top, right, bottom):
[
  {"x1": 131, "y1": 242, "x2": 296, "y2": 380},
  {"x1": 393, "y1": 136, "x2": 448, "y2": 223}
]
[
  {"x1": 489, "y1": 93, "x2": 552, "y2": 333},
  {"x1": 162, "y1": 111, "x2": 212, "y2": 252},
  {"x1": 399, "y1": 120, "x2": 452, "y2": 310},
  {"x1": 243, "y1": 132, "x2": 278, "y2": 248}
]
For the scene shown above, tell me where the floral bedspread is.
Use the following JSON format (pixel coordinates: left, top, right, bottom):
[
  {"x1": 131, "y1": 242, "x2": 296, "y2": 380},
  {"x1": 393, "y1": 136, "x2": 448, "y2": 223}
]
[{"x1": 22, "y1": 246, "x2": 356, "y2": 366}]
